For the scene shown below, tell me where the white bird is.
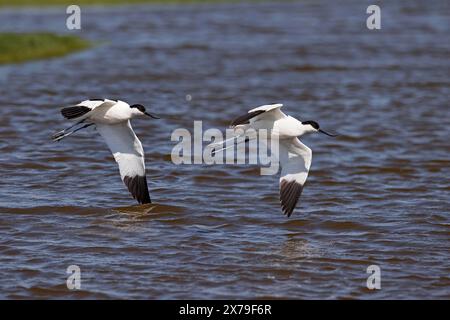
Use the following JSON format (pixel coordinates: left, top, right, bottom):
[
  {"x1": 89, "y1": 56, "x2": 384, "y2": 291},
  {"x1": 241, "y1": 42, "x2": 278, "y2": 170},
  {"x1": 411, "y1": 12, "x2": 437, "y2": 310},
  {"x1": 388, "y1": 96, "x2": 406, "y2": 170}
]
[
  {"x1": 52, "y1": 98, "x2": 160, "y2": 204},
  {"x1": 214, "y1": 103, "x2": 337, "y2": 217}
]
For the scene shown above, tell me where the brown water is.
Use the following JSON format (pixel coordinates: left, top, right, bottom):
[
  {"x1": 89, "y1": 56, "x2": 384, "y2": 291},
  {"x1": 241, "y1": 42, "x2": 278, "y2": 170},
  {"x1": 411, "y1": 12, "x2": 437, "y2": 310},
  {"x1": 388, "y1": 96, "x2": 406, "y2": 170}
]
[{"x1": 0, "y1": 1, "x2": 449, "y2": 299}]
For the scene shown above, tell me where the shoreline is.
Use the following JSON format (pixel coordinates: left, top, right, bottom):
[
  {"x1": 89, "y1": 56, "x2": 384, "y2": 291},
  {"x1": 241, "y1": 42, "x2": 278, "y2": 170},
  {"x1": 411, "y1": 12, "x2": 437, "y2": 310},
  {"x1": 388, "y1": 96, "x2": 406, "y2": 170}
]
[{"x1": 0, "y1": 33, "x2": 91, "y2": 65}]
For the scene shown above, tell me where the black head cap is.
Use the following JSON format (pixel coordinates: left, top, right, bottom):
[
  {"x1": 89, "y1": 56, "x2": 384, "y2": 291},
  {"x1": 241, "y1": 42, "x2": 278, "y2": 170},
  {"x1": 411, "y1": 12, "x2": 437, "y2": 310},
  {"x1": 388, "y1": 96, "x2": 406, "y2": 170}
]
[
  {"x1": 302, "y1": 120, "x2": 320, "y2": 130},
  {"x1": 130, "y1": 104, "x2": 146, "y2": 113}
]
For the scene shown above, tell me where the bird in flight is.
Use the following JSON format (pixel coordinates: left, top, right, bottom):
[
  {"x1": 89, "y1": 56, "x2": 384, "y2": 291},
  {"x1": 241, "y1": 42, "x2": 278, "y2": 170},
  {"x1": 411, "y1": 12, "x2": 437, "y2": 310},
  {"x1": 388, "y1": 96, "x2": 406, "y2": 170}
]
[
  {"x1": 214, "y1": 103, "x2": 338, "y2": 217},
  {"x1": 52, "y1": 98, "x2": 159, "y2": 205}
]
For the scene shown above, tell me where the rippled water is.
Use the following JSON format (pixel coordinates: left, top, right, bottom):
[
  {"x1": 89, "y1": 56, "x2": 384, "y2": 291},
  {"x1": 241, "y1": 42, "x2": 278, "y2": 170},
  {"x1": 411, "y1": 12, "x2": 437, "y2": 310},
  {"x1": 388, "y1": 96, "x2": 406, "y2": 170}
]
[{"x1": 0, "y1": 1, "x2": 449, "y2": 299}]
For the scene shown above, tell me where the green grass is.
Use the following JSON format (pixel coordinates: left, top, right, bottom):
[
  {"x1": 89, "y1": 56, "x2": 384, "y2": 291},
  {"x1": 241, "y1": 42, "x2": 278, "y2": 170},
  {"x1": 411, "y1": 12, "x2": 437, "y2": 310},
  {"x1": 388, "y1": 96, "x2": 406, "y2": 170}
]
[
  {"x1": 0, "y1": 33, "x2": 91, "y2": 64},
  {"x1": 0, "y1": 0, "x2": 233, "y2": 6}
]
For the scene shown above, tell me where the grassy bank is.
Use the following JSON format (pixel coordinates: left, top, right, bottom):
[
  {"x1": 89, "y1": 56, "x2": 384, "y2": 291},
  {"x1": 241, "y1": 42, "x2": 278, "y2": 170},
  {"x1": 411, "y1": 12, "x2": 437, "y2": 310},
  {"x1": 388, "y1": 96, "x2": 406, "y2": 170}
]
[
  {"x1": 0, "y1": 33, "x2": 91, "y2": 64},
  {"x1": 0, "y1": 0, "x2": 232, "y2": 6}
]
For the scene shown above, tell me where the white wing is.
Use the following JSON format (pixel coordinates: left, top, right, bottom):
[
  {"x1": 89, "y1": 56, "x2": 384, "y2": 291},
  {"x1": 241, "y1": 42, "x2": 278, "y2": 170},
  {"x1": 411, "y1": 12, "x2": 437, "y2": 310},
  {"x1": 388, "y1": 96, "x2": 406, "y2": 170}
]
[
  {"x1": 249, "y1": 103, "x2": 287, "y2": 122},
  {"x1": 230, "y1": 103, "x2": 287, "y2": 127},
  {"x1": 249, "y1": 103, "x2": 283, "y2": 112},
  {"x1": 96, "y1": 121, "x2": 151, "y2": 204},
  {"x1": 61, "y1": 99, "x2": 118, "y2": 121},
  {"x1": 76, "y1": 98, "x2": 117, "y2": 109},
  {"x1": 278, "y1": 138, "x2": 312, "y2": 217}
]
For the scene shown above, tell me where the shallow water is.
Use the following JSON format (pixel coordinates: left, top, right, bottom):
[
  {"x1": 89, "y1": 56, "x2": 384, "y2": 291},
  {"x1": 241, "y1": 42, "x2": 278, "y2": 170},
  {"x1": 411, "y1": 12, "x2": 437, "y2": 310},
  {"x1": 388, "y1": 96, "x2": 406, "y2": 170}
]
[{"x1": 0, "y1": 1, "x2": 449, "y2": 299}]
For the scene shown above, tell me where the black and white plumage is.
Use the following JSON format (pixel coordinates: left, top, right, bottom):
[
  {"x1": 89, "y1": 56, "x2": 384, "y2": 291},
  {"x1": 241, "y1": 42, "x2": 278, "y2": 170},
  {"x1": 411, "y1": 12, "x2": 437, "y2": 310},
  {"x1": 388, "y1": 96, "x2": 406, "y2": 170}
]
[
  {"x1": 52, "y1": 98, "x2": 159, "y2": 204},
  {"x1": 215, "y1": 103, "x2": 337, "y2": 217}
]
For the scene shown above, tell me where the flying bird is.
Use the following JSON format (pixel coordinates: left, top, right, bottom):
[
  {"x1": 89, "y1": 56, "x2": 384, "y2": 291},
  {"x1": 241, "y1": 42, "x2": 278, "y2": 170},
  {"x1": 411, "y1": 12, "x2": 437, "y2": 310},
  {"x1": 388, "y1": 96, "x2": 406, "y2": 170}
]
[
  {"x1": 213, "y1": 103, "x2": 337, "y2": 217},
  {"x1": 52, "y1": 98, "x2": 159, "y2": 204}
]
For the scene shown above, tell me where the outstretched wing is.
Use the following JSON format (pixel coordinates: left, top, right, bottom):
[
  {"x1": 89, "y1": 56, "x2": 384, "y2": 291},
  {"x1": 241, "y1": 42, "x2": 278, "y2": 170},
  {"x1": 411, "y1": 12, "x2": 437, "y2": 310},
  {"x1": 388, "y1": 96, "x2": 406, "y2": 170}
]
[
  {"x1": 61, "y1": 99, "x2": 118, "y2": 120},
  {"x1": 278, "y1": 138, "x2": 312, "y2": 217},
  {"x1": 96, "y1": 121, "x2": 151, "y2": 204},
  {"x1": 230, "y1": 103, "x2": 287, "y2": 127}
]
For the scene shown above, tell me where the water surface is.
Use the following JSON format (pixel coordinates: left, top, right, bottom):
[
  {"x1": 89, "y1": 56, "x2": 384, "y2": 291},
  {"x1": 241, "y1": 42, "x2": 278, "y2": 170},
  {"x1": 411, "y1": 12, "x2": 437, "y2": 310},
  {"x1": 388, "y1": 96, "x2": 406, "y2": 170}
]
[{"x1": 0, "y1": 1, "x2": 449, "y2": 299}]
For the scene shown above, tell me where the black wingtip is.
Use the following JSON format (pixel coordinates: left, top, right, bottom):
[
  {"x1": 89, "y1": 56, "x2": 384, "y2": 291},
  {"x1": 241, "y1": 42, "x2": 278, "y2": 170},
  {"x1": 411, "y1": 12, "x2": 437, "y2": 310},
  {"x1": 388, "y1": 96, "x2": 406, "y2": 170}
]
[
  {"x1": 123, "y1": 175, "x2": 151, "y2": 204},
  {"x1": 61, "y1": 106, "x2": 91, "y2": 120},
  {"x1": 280, "y1": 180, "x2": 303, "y2": 217}
]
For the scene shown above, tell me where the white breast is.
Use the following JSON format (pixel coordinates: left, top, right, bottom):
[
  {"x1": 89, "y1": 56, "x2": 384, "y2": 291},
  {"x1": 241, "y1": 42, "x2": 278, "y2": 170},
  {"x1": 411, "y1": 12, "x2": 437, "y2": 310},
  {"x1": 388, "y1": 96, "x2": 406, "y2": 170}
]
[{"x1": 271, "y1": 116, "x2": 304, "y2": 138}]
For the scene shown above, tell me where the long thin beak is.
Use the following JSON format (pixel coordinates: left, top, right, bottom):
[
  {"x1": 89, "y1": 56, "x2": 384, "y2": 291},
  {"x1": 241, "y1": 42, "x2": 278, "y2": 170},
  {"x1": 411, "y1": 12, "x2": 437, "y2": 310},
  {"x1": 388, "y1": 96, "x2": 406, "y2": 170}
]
[
  {"x1": 318, "y1": 129, "x2": 339, "y2": 137},
  {"x1": 144, "y1": 112, "x2": 160, "y2": 119}
]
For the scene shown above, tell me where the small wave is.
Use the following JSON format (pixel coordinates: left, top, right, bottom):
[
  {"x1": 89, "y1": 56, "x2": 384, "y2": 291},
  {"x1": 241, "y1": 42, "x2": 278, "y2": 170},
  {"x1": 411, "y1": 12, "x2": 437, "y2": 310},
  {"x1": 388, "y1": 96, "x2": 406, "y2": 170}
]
[
  {"x1": 0, "y1": 206, "x2": 107, "y2": 216},
  {"x1": 112, "y1": 203, "x2": 185, "y2": 217}
]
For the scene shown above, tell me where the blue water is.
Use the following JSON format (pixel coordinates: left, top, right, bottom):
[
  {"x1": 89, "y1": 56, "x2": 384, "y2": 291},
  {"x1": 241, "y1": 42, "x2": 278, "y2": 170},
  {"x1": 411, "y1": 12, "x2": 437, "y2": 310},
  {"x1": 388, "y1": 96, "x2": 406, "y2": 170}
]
[{"x1": 0, "y1": 1, "x2": 448, "y2": 299}]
